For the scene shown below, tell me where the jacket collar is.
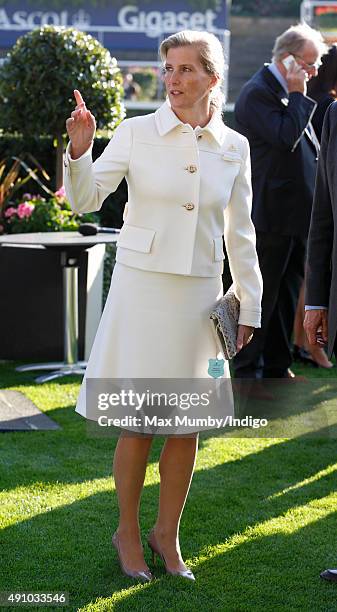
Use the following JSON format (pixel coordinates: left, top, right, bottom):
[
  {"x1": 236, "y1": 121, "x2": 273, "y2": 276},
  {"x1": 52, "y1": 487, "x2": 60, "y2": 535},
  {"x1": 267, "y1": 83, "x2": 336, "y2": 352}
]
[
  {"x1": 261, "y1": 64, "x2": 289, "y2": 98},
  {"x1": 154, "y1": 99, "x2": 225, "y2": 146},
  {"x1": 267, "y1": 62, "x2": 288, "y2": 94}
]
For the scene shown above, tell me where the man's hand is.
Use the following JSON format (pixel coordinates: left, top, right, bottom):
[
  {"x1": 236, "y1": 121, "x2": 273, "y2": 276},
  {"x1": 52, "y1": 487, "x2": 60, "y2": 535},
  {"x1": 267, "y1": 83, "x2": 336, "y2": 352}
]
[
  {"x1": 285, "y1": 59, "x2": 308, "y2": 95},
  {"x1": 303, "y1": 309, "x2": 328, "y2": 346},
  {"x1": 237, "y1": 325, "x2": 254, "y2": 352}
]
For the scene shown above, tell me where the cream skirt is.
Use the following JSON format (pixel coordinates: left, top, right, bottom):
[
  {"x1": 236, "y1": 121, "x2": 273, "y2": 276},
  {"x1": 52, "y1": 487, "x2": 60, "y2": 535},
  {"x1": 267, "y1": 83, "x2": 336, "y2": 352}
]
[{"x1": 75, "y1": 262, "x2": 232, "y2": 430}]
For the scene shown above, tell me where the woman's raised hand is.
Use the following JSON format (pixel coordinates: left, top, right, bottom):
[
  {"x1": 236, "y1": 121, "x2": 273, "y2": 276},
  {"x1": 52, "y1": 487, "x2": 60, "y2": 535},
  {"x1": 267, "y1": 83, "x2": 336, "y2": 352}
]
[{"x1": 66, "y1": 90, "x2": 96, "y2": 159}]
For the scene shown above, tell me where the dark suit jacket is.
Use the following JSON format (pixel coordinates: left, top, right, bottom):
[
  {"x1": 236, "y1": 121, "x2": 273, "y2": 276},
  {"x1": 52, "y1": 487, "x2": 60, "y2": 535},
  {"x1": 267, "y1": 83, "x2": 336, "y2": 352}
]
[
  {"x1": 310, "y1": 93, "x2": 335, "y2": 142},
  {"x1": 305, "y1": 101, "x2": 337, "y2": 357},
  {"x1": 235, "y1": 65, "x2": 318, "y2": 237}
]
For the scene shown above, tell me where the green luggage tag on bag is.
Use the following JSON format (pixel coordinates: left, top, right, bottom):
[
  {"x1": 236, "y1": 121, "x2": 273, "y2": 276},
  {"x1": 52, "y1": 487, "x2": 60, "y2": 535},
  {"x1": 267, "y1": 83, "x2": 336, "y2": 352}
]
[{"x1": 208, "y1": 358, "x2": 225, "y2": 378}]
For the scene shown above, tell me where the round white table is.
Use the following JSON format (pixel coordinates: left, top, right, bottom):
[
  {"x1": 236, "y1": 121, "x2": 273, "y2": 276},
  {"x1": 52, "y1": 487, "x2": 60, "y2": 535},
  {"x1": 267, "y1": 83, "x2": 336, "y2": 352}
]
[{"x1": 0, "y1": 231, "x2": 119, "y2": 382}]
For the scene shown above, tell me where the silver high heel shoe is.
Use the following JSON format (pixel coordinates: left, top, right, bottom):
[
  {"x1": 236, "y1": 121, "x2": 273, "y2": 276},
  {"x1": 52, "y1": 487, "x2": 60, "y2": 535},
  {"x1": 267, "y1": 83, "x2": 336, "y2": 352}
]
[
  {"x1": 147, "y1": 528, "x2": 195, "y2": 581},
  {"x1": 112, "y1": 531, "x2": 155, "y2": 582}
]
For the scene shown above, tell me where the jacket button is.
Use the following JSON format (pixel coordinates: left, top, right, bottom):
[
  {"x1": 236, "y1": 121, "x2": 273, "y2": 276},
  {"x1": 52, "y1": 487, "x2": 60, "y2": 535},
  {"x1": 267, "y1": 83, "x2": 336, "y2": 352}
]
[
  {"x1": 63, "y1": 159, "x2": 68, "y2": 168},
  {"x1": 182, "y1": 203, "x2": 195, "y2": 210},
  {"x1": 185, "y1": 164, "x2": 197, "y2": 173}
]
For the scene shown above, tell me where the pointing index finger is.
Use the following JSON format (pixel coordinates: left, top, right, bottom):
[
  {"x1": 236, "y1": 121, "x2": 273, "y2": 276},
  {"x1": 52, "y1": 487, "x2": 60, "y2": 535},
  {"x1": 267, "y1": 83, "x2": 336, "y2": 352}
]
[{"x1": 74, "y1": 89, "x2": 85, "y2": 107}]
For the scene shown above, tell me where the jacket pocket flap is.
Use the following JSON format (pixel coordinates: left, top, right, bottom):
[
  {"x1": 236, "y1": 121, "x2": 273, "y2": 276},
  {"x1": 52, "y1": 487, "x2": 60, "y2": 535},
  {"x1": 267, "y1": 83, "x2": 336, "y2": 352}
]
[
  {"x1": 213, "y1": 236, "x2": 224, "y2": 261},
  {"x1": 222, "y1": 153, "x2": 242, "y2": 163},
  {"x1": 117, "y1": 224, "x2": 156, "y2": 253}
]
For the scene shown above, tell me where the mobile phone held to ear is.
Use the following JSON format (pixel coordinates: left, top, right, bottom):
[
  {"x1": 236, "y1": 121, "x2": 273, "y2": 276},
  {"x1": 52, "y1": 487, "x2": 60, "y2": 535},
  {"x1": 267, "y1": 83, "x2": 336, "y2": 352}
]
[{"x1": 282, "y1": 55, "x2": 298, "y2": 70}]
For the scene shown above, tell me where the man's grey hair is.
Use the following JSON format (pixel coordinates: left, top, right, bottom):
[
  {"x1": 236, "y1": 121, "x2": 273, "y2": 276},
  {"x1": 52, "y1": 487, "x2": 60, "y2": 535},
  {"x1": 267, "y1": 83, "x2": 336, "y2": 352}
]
[{"x1": 272, "y1": 23, "x2": 327, "y2": 62}]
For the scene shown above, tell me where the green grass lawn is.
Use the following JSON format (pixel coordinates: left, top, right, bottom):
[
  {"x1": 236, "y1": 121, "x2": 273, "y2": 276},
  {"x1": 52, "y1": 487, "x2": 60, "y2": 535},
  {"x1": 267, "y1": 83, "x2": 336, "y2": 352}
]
[{"x1": 1, "y1": 360, "x2": 337, "y2": 611}]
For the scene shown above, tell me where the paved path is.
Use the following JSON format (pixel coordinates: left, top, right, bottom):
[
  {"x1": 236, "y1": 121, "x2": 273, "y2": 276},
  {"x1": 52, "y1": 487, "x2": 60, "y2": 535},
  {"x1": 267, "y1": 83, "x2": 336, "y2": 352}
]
[{"x1": 0, "y1": 390, "x2": 61, "y2": 431}]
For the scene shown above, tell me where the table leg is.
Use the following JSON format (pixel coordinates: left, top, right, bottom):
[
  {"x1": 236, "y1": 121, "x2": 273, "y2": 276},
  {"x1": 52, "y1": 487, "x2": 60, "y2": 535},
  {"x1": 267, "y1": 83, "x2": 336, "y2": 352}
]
[
  {"x1": 64, "y1": 262, "x2": 78, "y2": 364},
  {"x1": 16, "y1": 250, "x2": 87, "y2": 381}
]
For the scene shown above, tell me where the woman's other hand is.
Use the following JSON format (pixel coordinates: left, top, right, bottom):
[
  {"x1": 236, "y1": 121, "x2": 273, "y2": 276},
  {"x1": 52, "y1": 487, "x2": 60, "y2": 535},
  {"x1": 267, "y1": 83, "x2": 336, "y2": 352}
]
[
  {"x1": 237, "y1": 325, "x2": 254, "y2": 352},
  {"x1": 66, "y1": 89, "x2": 96, "y2": 159}
]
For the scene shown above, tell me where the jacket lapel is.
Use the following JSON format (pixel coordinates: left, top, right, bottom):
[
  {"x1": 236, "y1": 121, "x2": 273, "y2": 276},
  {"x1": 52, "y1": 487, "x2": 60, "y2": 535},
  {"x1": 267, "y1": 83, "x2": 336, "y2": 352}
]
[{"x1": 261, "y1": 65, "x2": 289, "y2": 103}]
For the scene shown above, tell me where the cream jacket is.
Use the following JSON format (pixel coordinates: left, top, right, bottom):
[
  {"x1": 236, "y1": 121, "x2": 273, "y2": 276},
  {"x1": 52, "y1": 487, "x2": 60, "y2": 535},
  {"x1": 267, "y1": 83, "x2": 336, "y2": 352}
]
[{"x1": 64, "y1": 101, "x2": 262, "y2": 327}]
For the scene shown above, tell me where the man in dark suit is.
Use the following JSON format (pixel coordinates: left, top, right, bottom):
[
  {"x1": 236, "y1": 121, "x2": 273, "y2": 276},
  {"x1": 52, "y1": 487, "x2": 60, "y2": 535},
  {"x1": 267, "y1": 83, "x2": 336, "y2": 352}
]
[
  {"x1": 304, "y1": 101, "x2": 337, "y2": 359},
  {"x1": 233, "y1": 24, "x2": 326, "y2": 382},
  {"x1": 304, "y1": 101, "x2": 337, "y2": 582}
]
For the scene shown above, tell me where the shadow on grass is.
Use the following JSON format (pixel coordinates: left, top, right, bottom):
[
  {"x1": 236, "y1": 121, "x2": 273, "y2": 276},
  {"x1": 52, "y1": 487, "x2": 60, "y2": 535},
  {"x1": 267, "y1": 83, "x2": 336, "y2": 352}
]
[
  {"x1": 1, "y1": 428, "x2": 337, "y2": 610},
  {"x1": 1, "y1": 363, "x2": 337, "y2": 609},
  {"x1": 3, "y1": 360, "x2": 337, "y2": 442},
  {"x1": 109, "y1": 510, "x2": 337, "y2": 611},
  {"x1": 1, "y1": 396, "x2": 337, "y2": 492}
]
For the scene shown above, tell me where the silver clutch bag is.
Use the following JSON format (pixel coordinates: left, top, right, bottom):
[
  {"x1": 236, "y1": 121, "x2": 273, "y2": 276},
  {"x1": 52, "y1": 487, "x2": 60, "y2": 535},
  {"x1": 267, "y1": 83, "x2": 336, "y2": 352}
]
[{"x1": 210, "y1": 284, "x2": 240, "y2": 360}]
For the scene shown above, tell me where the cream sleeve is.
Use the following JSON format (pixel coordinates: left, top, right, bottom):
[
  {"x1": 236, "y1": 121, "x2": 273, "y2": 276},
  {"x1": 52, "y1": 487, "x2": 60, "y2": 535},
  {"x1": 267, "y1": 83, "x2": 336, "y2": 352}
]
[
  {"x1": 223, "y1": 136, "x2": 263, "y2": 327},
  {"x1": 64, "y1": 119, "x2": 132, "y2": 214}
]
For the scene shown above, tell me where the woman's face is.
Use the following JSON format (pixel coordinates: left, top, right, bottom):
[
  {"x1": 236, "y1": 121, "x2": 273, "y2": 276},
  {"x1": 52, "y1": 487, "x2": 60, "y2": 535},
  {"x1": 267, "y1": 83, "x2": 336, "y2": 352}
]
[{"x1": 163, "y1": 45, "x2": 217, "y2": 114}]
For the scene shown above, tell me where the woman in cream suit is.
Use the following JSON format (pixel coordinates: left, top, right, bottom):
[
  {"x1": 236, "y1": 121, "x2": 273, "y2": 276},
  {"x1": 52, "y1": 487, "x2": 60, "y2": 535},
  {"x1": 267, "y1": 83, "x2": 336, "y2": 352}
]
[{"x1": 65, "y1": 30, "x2": 262, "y2": 583}]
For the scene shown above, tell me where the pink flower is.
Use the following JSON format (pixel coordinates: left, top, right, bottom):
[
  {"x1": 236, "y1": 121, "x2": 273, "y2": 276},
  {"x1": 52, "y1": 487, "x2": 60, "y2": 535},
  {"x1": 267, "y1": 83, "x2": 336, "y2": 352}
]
[
  {"x1": 55, "y1": 186, "x2": 66, "y2": 198},
  {"x1": 17, "y1": 202, "x2": 35, "y2": 219},
  {"x1": 4, "y1": 206, "x2": 17, "y2": 218}
]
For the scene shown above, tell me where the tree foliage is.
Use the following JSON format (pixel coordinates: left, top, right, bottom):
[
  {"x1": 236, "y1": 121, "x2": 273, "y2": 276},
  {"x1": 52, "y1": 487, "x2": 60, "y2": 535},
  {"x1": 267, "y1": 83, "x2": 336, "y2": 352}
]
[
  {"x1": 0, "y1": 25, "x2": 125, "y2": 137},
  {"x1": 0, "y1": 26, "x2": 125, "y2": 187}
]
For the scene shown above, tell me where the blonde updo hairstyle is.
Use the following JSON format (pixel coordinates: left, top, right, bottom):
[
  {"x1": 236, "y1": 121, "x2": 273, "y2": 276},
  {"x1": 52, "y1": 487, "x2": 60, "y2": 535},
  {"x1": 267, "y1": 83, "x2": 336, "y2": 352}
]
[{"x1": 159, "y1": 30, "x2": 225, "y2": 111}]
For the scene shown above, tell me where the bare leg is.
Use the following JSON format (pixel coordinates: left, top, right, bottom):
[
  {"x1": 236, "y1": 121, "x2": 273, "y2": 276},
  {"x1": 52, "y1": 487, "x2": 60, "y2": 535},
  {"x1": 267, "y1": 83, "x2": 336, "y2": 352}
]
[
  {"x1": 113, "y1": 433, "x2": 153, "y2": 570},
  {"x1": 152, "y1": 434, "x2": 199, "y2": 571}
]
